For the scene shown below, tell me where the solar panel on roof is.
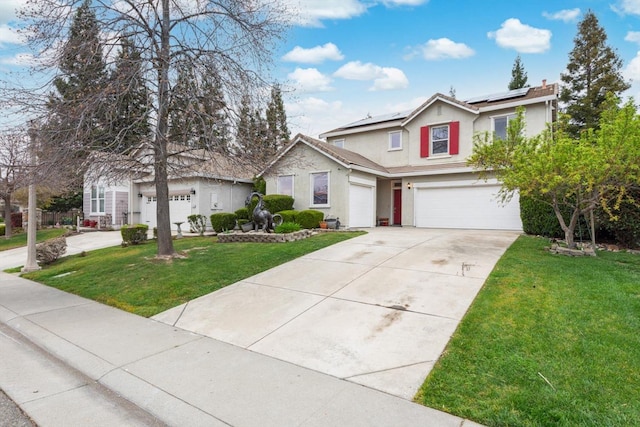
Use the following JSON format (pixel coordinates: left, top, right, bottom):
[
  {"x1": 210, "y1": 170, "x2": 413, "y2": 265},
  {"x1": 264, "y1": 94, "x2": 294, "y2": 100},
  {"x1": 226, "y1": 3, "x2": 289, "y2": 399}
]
[{"x1": 466, "y1": 87, "x2": 530, "y2": 104}]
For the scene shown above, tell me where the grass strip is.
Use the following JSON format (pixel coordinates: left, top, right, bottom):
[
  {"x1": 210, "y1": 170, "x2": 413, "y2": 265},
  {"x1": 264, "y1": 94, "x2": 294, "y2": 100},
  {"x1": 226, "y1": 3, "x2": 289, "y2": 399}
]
[
  {"x1": 0, "y1": 228, "x2": 69, "y2": 251},
  {"x1": 417, "y1": 235, "x2": 640, "y2": 426},
  {"x1": 22, "y1": 232, "x2": 364, "y2": 317}
]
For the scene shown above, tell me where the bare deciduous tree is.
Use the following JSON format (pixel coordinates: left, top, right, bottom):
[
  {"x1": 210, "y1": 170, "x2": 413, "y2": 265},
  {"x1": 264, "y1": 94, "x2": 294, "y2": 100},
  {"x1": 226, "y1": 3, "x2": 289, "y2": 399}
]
[
  {"x1": 15, "y1": 0, "x2": 291, "y2": 257},
  {"x1": 0, "y1": 130, "x2": 30, "y2": 238}
]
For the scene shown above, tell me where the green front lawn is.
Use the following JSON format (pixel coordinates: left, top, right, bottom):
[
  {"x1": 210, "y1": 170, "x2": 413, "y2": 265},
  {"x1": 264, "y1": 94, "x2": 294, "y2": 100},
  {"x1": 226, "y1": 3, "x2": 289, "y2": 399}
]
[
  {"x1": 21, "y1": 232, "x2": 364, "y2": 317},
  {"x1": 417, "y1": 235, "x2": 640, "y2": 426},
  {"x1": 0, "y1": 228, "x2": 69, "y2": 251}
]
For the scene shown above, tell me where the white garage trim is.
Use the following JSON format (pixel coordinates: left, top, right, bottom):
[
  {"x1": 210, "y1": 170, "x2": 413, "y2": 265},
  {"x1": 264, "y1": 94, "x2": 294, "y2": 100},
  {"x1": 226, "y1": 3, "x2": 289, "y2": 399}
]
[
  {"x1": 414, "y1": 182, "x2": 522, "y2": 231},
  {"x1": 349, "y1": 184, "x2": 375, "y2": 228}
]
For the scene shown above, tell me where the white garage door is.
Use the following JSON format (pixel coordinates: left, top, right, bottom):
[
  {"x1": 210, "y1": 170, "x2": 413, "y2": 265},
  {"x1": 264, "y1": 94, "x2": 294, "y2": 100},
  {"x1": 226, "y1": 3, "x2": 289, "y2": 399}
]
[
  {"x1": 141, "y1": 194, "x2": 192, "y2": 230},
  {"x1": 349, "y1": 184, "x2": 374, "y2": 228},
  {"x1": 415, "y1": 184, "x2": 522, "y2": 230}
]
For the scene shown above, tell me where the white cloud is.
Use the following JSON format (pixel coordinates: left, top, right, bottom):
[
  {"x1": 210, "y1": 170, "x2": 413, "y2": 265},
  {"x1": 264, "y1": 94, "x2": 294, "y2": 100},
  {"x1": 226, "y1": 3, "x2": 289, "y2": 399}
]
[
  {"x1": 487, "y1": 18, "x2": 551, "y2": 53},
  {"x1": 542, "y1": 8, "x2": 581, "y2": 22},
  {"x1": 282, "y1": 43, "x2": 344, "y2": 64},
  {"x1": 282, "y1": 0, "x2": 368, "y2": 27},
  {"x1": 0, "y1": 24, "x2": 25, "y2": 46},
  {"x1": 287, "y1": 67, "x2": 334, "y2": 92},
  {"x1": 0, "y1": 52, "x2": 36, "y2": 66},
  {"x1": 624, "y1": 51, "x2": 640, "y2": 81},
  {"x1": 625, "y1": 31, "x2": 640, "y2": 44},
  {"x1": 334, "y1": 61, "x2": 409, "y2": 91},
  {"x1": 613, "y1": 0, "x2": 640, "y2": 15},
  {"x1": 417, "y1": 38, "x2": 475, "y2": 60},
  {"x1": 0, "y1": 0, "x2": 26, "y2": 24},
  {"x1": 285, "y1": 96, "x2": 348, "y2": 137}
]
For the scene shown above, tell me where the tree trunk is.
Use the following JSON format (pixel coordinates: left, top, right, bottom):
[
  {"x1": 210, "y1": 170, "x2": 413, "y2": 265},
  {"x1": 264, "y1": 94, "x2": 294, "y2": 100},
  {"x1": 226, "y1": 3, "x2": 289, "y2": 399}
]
[
  {"x1": 552, "y1": 199, "x2": 580, "y2": 249},
  {"x1": 153, "y1": 0, "x2": 176, "y2": 257},
  {"x1": 3, "y1": 194, "x2": 12, "y2": 238}
]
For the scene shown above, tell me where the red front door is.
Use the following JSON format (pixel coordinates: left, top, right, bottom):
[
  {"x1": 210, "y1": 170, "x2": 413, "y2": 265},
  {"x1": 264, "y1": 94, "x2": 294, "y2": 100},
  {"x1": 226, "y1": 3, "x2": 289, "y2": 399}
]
[{"x1": 393, "y1": 189, "x2": 402, "y2": 225}]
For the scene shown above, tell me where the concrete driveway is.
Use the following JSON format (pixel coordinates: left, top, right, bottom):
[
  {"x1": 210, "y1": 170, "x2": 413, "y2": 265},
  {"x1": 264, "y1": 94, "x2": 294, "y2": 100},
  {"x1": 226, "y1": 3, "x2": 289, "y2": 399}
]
[{"x1": 153, "y1": 227, "x2": 519, "y2": 400}]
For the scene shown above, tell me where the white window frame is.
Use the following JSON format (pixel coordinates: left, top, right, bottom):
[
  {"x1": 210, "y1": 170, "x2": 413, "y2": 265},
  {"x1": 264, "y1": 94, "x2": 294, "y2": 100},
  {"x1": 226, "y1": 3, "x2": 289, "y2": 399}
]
[
  {"x1": 90, "y1": 185, "x2": 105, "y2": 215},
  {"x1": 492, "y1": 112, "x2": 519, "y2": 141},
  {"x1": 310, "y1": 171, "x2": 330, "y2": 207},
  {"x1": 388, "y1": 130, "x2": 402, "y2": 151},
  {"x1": 333, "y1": 138, "x2": 345, "y2": 148},
  {"x1": 431, "y1": 124, "x2": 449, "y2": 156},
  {"x1": 277, "y1": 174, "x2": 294, "y2": 197}
]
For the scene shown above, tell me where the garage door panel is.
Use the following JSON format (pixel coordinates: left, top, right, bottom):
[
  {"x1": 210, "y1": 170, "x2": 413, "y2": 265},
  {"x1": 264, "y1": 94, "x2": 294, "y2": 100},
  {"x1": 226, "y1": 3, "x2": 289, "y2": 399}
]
[
  {"x1": 349, "y1": 184, "x2": 374, "y2": 228},
  {"x1": 415, "y1": 185, "x2": 521, "y2": 230},
  {"x1": 140, "y1": 194, "x2": 192, "y2": 230}
]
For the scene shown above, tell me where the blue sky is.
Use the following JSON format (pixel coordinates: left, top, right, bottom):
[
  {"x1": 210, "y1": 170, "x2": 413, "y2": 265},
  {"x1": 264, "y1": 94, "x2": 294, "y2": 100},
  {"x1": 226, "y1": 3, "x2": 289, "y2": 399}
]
[
  {"x1": 276, "y1": 0, "x2": 640, "y2": 137},
  {"x1": 2, "y1": 0, "x2": 640, "y2": 137}
]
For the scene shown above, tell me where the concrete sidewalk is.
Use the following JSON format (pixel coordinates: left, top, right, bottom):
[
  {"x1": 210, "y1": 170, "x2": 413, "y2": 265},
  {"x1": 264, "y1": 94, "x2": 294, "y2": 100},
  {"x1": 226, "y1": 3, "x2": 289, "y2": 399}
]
[{"x1": 0, "y1": 271, "x2": 483, "y2": 426}]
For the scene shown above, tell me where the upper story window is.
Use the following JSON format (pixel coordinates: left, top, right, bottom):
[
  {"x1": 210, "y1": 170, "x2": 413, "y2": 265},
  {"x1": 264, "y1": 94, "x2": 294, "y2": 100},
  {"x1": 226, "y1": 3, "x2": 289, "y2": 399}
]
[
  {"x1": 333, "y1": 139, "x2": 345, "y2": 148},
  {"x1": 90, "y1": 185, "x2": 105, "y2": 214},
  {"x1": 277, "y1": 175, "x2": 294, "y2": 197},
  {"x1": 431, "y1": 125, "x2": 449, "y2": 155},
  {"x1": 310, "y1": 171, "x2": 329, "y2": 206},
  {"x1": 420, "y1": 122, "x2": 459, "y2": 158},
  {"x1": 388, "y1": 131, "x2": 402, "y2": 151},
  {"x1": 493, "y1": 113, "x2": 518, "y2": 140}
]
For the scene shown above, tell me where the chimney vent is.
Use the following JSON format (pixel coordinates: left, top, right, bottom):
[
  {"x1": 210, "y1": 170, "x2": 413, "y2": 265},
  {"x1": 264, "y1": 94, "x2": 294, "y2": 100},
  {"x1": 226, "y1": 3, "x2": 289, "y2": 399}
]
[{"x1": 542, "y1": 79, "x2": 547, "y2": 89}]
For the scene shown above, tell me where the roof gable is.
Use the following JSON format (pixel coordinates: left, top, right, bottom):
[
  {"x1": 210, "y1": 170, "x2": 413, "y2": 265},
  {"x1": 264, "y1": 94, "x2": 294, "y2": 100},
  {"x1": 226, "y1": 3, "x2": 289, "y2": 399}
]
[{"x1": 260, "y1": 133, "x2": 388, "y2": 176}]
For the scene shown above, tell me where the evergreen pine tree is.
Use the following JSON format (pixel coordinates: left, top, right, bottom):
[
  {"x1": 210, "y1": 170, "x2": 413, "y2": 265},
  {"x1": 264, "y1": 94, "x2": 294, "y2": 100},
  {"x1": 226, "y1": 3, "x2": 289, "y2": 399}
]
[
  {"x1": 195, "y1": 69, "x2": 230, "y2": 151},
  {"x1": 265, "y1": 84, "x2": 290, "y2": 153},
  {"x1": 508, "y1": 55, "x2": 529, "y2": 90},
  {"x1": 50, "y1": 0, "x2": 107, "y2": 148},
  {"x1": 106, "y1": 36, "x2": 150, "y2": 154},
  {"x1": 560, "y1": 10, "x2": 630, "y2": 136}
]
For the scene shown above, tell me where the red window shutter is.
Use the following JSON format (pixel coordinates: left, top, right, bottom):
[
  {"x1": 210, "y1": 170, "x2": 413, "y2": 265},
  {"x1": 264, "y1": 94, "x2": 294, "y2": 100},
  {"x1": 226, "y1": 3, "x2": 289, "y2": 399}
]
[
  {"x1": 449, "y1": 121, "x2": 459, "y2": 155},
  {"x1": 420, "y1": 126, "x2": 430, "y2": 157}
]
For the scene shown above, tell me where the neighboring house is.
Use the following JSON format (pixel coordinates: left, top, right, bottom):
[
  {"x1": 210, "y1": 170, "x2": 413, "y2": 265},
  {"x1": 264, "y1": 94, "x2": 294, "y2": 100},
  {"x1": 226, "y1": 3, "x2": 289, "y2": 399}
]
[
  {"x1": 260, "y1": 82, "x2": 558, "y2": 230},
  {"x1": 83, "y1": 148, "x2": 254, "y2": 230}
]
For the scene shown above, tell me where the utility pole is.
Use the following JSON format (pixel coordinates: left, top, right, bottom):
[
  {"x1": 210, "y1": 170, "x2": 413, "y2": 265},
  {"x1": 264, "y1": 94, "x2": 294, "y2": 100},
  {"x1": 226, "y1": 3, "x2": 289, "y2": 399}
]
[{"x1": 22, "y1": 122, "x2": 40, "y2": 273}]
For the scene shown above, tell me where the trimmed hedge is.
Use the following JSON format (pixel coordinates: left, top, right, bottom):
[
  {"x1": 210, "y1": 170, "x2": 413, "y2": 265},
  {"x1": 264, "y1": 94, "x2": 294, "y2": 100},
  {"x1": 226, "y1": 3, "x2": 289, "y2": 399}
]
[
  {"x1": 121, "y1": 224, "x2": 149, "y2": 245},
  {"x1": 296, "y1": 209, "x2": 324, "y2": 229},
  {"x1": 210, "y1": 213, "x2": 237, "y2": 232},
  {"x1": 277, "y1": 210, "x2": 297, "y2": 223},
  {"x1": 235, "y1": 207, "x2": 250, "y2": 220},
  {"x1": 246, "y1": 194, "x2": 294, "y2": 214},
  {"x1": 0, "y1": 224, "x2": 4, "y2": 235}
]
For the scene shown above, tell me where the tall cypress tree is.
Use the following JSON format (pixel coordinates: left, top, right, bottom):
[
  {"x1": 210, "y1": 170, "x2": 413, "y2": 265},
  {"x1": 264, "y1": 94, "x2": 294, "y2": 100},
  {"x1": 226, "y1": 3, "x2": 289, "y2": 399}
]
[
  {"x1": 106, "y1": 36, "x2": 150, "y2": 154},
  {"x1": 50, "y1": 0, "x2": 107, "y2": 148},
  {"x1": 265, "y1": 84, "x2": 290, "y2": 153},
  {"x1": 168, "y1": 61, "x2": 229, "y2": 150},
  {"x1": 560, "y1": 10, "x2": 630, "y2": 136},
  {"x1": 508, "y1": 55, "x2": 529, "y2": 90}
]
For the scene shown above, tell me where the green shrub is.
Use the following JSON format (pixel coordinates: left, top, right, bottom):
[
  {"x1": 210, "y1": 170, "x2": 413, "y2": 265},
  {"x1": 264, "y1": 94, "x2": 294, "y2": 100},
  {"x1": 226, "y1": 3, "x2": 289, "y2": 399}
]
[
  {"x1": 246, "y1": 194, "x2": 294, "y2": 215},
  {"x1": 210, "y1": 213, "x2": 237, "y2": 232},
  {"x1": 598, "y1": 189, "x2": 640, "y2": 248},
  {"x1": 520, "y1": 195, "x2": 590, "y2": 240},
  {"x1": 275, "y1": 222, "x2": 301, "y2": 234},
  {"x1": 36, "y1": 236, "x2": 67, "y2": 264},
  {"x1": 296, "y1": 209, "x2": 324, "y2": 229},
  {"x1": 0, "y1": 216, "x2": 4, "y2": 222},
  {"x1": 235, "y1": 207, "x2": 250, "y2": 220},
  {"x1": 0, "y1": 224, "x2": 4, "y2": 235},
  {"x1": 277, "y1": 210, "x2": 297, "y2": 223},
  {"x1": 187, "y1": 214, "x2": 207, "y2": 235},
  {"x1": 121, "y1": 224, "x2": 149, "y2": 245}
]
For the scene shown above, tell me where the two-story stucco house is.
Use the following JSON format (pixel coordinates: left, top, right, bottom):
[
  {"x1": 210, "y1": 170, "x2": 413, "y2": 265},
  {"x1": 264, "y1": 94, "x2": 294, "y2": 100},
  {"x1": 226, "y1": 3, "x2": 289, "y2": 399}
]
[{"x1": 260, "y1": 82, "x2": 558, "y2": 230}]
